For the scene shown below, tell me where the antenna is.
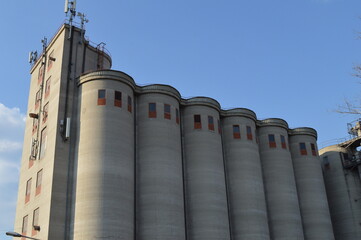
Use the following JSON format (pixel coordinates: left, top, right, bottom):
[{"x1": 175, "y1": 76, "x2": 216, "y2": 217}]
[
  {"x1": 64, "y1": 0, "x2": 69, "y2": 13},
  {"x1": 28, "y1": 51, "x2": 38, "y2": 65}
]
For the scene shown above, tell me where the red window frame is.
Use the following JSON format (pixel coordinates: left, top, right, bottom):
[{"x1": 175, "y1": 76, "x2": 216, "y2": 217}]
[
  {"x1": 300, "y1": 142, "x2": 307, "y2": 155},
  {"x1": 246, "y1": 126, "x2": 253, "y2": 140},
  {"x1": 22, "y1": 215, "x2": 28, "y2": 236},
  {"x1": 128, "y1": 96, "x2": 132, "y2": 113},
  {"x1": 233, "y1": 125, "x2": 241, "y2": 139},
  {"x1": 176, "y1": 108, "x2": 180, "y2": 124},
  {"x1": 114, "y1": 91, "x2": 122, "y2": 107},
  {"x1": 280, "y1": 135, "x2": 287, "y2": 149},
  {"x1": 36, "y1": 169, "x2": 43, "y2": 196},
  {"x1": 44, "y1": 77, "x2": 51, "y2": 98},
  {"x1": 98, "y1": 89, "x2": 106, "y2": 105},
  {"x1": 32, "y1": 208, "x2": 39, "y2": 236},
  {"x1": 208, "y1": 116, "x2": 214, "y2": 131},
  {"x1": 311, "y1": 143, "x2": 317, "y2": 156},
  {"x1": 47, "y1": 50, "x2": 54, "y2": 71},
  {"x1": 268, "y1": 134, "x2": 276, "y2": 148},
  {"x1": 25, "y1": 178, "x2": 32, "y2": 204},
  {"x1": 42, "y1": 102, "x2": 49, "y2": 124},
  {"x1": 164, "y1": 104, "x2": 171, "y2": 119},
  {"x1": 194, "y1": 115, "x2": 202, "y2": 129},
  {"x1": 149, "y1": 103, "x2": 157, "y2": 118},
  {"x1": 38, "y1": 65, "x2": 44, "y2": 85}
]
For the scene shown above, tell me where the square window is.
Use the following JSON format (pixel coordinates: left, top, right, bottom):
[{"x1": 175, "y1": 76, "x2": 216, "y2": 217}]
[
  {"x1": 25, "y1": 178, "x2": 32, "y2": 204},
  {"x1": 233, "y1": 125, "x2": 241, "y2": 139},
  {"x1": 311, "y1": 143, "x2": 317, "y2": 156},
  {"x1": 246, "y1": 126, "x2": 253, "y2": 140},
  {"x1": 22, "y1": 215, "x2": 28, "y2": 235},
  {"x1": 176, "y1": 108, "x2": 180, "y2": 124},
  {"x1": 45, "y1": 77, "x2": 51, "y2": 98},
  {"x1": 208, "y1": 116, "x2": 214, "y2": 131},
  {"x1": 36, "y1": 169, "x2": 43, "y2": 196},
  {"x1": 280, "y1": 135, "x2": 287, "y2": 149},
  {"x1": 149, "y1": 103, "x2": 157, "y2": 118},
  {"x1": 300, "y1": 142, "x2": 307, "y2": 155},
  {"x1": 114, "y1": 91, "x2": 122, "y2": 107},
  {"x1": 128, "y1": 96, "x2": 132, "y2": 113},
  {"x1": 164, "y1": 104, "x2": 171, "y2": 120},
  {"x1": 268, "y1": 134, "x2": 276, "y2": 148},
  {"x1": 194, "y1": 114, "x2": 202, "y2": 129},
  {"x1": 98, "y1": 89, "x2": 106, "y2": 105},
  {"x1": 39, "y1": 128, "x2": 47, "y2": 159},
  {"x1": 42, "y1": 103, "x2": 49, "y2": 123}
]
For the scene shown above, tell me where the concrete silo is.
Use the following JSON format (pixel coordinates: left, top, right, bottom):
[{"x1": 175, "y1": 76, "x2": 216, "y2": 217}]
[
  {"x1": 222, "y1": 109, "x2": 270, "y2": 240},
  {"x1": 320, "y1": 145, "x2": 361, "y2": 240},
  {"x1": 136, "y1": 85, "x2": 186, "y2": 240},
  {"x1": 74, "y1": 70, "x2": 136, "y2": 239},
  {"x1": 258, "y1": 119, "x2": 304, "y2": 240},
  {"x1": 289, "y1": 128, "x2": 334, "y2": 240},
  {"x1": 182, "y1": 97, "x2": 231, "y2": 240}
]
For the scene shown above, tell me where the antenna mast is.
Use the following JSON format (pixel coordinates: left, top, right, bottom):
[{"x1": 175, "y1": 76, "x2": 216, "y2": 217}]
[{"x1": 64, "y1": 0, "x2": 77, "y2": 38}]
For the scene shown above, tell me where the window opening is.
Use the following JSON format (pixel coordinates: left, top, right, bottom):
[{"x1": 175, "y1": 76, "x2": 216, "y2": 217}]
[
  {"x1": 208, "y1": 116, "x2": 214, "y2": 131},
  {"x1": 218, "y1": 119, "x2": 221, "y2": 134},
  {"x1": 176, "y1": 108, "x2": 180, "y2": 124},
  {"x1": 22, "y1": 215, "x2": 28, "y2": 235},
  {"x1": 44, "y1": 77, "x2": 51, "y2": 98},
  {"x1": 114, "y1": 91, "x2": 122, "y2": 107},
  {"x1": 246, "y1": 126, "x2": 253, "y2": 140},
  {"x1": 38, "y1": 65, "x2": 44, "y2": 84},
  {"x1": 25, "y1": 178, "x2": 32, "y2": 203},
  {"x1": 32, "y1": 208, "x2": 39, "y2": 236},
  {"x1": 233, "y1": 125, "x2": 241, "y2": 139},
  {"x1": 42, "y1": 103, "x2": 49, "y2": 123},
  {"x1": 311, "y1": 143, "x2": 317, "y2": 156},
  {"x1": 98, "y1": 89, "x2": 106, "y2": 105},
  {"x1": 36, "y1": 169, "x2": 43, "y2": 196},
  {"x1": 300, "y1": 142, "x2": 307, "y2": 155},
  {"x1": 128, "y1": 96, "x2": 132, "y2": 113},
  {"x1": 39, "y1": 128, "x2": 47, "y2": 159},
  {"x1": 149, "y1": 103, "x2": 156, "y2": 118},
  {"x1": 268, "y1": 134, "x2": 276, "y2": 148},
  {"x1": 164, "y1": 104, "x2": 171, "y2": 119},
  {"x1": 194, "y1": 114, "x2": 202, "y2": 129},
  {"x1": 280, "y1": 135, "x2": 287, "y2": 149}
]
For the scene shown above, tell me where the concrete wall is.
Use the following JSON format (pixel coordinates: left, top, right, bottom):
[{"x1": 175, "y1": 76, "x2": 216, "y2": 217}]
[
  {"x1": 222, "y1": 109, "x2": 270, "y2": 240},
  {"x1": 290, "y1": 129, "x2": 334, "y2": 240}
]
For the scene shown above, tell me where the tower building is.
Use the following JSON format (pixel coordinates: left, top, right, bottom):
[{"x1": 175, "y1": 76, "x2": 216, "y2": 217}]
[{"x1": 14, "y1": 18, "x2": 335, "y2": 240}]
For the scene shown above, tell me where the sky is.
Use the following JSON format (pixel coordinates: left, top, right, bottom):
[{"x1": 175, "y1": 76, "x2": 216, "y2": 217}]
[{"x1": 0, "y1": 0, "x2": 361, "y2": 237}]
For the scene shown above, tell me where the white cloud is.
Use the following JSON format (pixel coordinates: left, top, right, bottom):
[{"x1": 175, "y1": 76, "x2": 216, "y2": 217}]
[
  {"x1": 0, "y1": 103, "x2": 26, "y2": 127},
  {"x1": 0, "y1": 140, "x2": 23, "y2": 152},
  {"x1": 0, "y1": 157, "x2": 20, "y2": 185}
]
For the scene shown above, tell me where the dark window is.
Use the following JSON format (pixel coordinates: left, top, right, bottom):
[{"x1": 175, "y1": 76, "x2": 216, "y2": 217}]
[
  {"x1": 128, "y1": 96, "x2": 132, "y2": 113},
  {"x1": 194, "y1": 115, "x2": 202, "y2": 129},
  {"x1": 233, "y1": 125, "x2": 241, "y2": 139},
  {"x1": 280, "y1": 135, "x2": 287, "y2": 149},
  {"x1": 98, "y1": 89, "x2": 106, "y2": 105},
  {"x1": 42, "y1": 102, "x2": 49, "y2": 123},
  {"x1": 47, "y1": 50, "x2": 54, "y2": 71},
  {"x1": 36, "y1": 169, "x2": 43, "y2": 196},
  {"x1": 38, "y1": 65, "x2": 44, "y2": 84},
  {"x1": 45, "y1": 77, "x2": 51, "y2": 98},
  {"x1": 164, "y1": 104, "x2": 171, "y2": 119},
  {"x1": 311, "y1": 143, "x2": 317, "y2": 156},
  {"x1": 208, "y1": 116, "x2": 214, "y2": 131},
  {"x1": 300, "y1": 142, "x2": 307, "y2": 155},
  {"x1": 176, "y1": 108, "x2": 180, "y2": 124},
  {"x1": 114, "y1": 91, "x2": 122, "y2": 107},
  {"x1": 343, "y1": 153, "x2": 349, "y2": 160},
  {"x1": 32, "y1": 208, "x2": 39, "y2": 235},
  {"x1": 25, "y1": 178, "x2": 32, "y2": 204},
  {"x1": 246, "y1": 126, "x2": 253, "y2": 140},
  {"x1": 323, "y1": 156, "x2": 330, "y2": 169},
  {"x1": 268, "y1": 134, "x2": 276, "y2": 148},
  {"x1": 149, "y1": 103, "x2": 156, "y2": 118},
  {"x1": 22, "y1": 215, "x2": 28, "y2": 235},
  {"x1": 218, "y1": 119, "x2": 221, "y2": 134},
  {"x1": 39, "y1": 128, "x2": 47, "y2": 159}
]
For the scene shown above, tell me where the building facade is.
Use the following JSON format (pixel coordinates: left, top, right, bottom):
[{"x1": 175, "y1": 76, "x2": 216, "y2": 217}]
[{"x1": 14, "y1": 24, "x2": 335, "y2": 240}]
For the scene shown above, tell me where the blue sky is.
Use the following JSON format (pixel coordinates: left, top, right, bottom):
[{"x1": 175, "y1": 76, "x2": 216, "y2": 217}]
[{"x1": 1, "y1": 0, "x2": 360, "y2": 236}]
